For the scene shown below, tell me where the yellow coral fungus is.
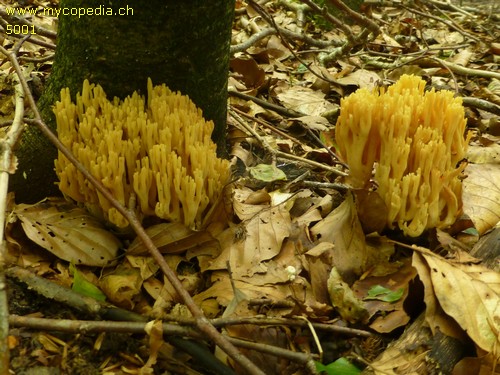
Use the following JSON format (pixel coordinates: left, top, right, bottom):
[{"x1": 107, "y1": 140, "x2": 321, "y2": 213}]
[
  {"x1": 335, "y1": 75, "x2": 471, "y2": 237},
  {"x1": 54, "y1": 79, "x2": 230, "y2": 229}
]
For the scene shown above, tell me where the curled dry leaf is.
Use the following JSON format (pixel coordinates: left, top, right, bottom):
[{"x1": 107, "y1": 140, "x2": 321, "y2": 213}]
[
  {"x1": 276, "y1": 85, "x2": 337, "y2": 116},
  {"x1": 99, "y1": 263, "x2": 143, "y2": 309},
  {"x1": 412, "y1": 247, "x2": 500, "y2": 356},
  {"x1": 310, "y1": 192, "x2": 368, "y2": 281},
  {"x1": 14, "y1": 198, "x2": 120, "y2": 267},
  {"x1": 328, "y1": 267, "x2": 368, "y2": 324}
]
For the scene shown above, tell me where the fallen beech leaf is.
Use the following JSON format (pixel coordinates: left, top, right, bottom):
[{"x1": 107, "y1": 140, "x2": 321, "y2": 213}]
[
  {"x1": 14, "y1": 198, "x2": 120, "y2": 267},
  {"x1": 230, "y1": 57, "x2": 266, "y2": 89},
  {"x1": 276, "y1": 86, "x2": 336, "y2": 116},
  {"x1": 310, "y1": 192, "x2": 368, "y2": 280},
  {"x1": 220, "y1": 190, "x2": 292, "y2": 277},
  {"x1": 462, "y1": 163, "x2": 500, "y2": 235},
  {"x1": 412, "y1": 251, "x2": 466, "y2": 341},
  {"x1": 328, "y1": 267, "x2": 368, "y2": 324},
  {"x1": 143, "y1": 320, "x2": 163, "y2": 371},
  {"x1": 353, "y1": 259, "x2": 416, "y2": 333},
  {"x1": 335, "y1": 69, "x2": 381, "y2": 89},
  {"x1": 413, "y1": 247, "x2": 500, "y2": 355},
  {"x1": 193, "y1": 271, "x2": 293, "y2": 308},
  {"x1": 126, "y1": 222, "x2": 217, "y2": 256},
  {"x1": 292, "y1": 115, "x2": 331, "y2": 131},
  {"x1": 449, "y1": 48, "x2": 473, "y2": 66},
  {"x1": 249, "y1": 164, "x2": 287, "y2": 182}
]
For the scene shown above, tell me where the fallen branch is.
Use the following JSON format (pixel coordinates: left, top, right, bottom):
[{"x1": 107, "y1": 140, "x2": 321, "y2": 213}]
[
  {"x1": 462, "y1": 96, "x2": 500, "y2": 116},
  {"x1": 7, "y1": 266, "x2": 329, "y2": 372},
  {"x1": 363, "y1": 55, "x2": 500, "y2": 81}
]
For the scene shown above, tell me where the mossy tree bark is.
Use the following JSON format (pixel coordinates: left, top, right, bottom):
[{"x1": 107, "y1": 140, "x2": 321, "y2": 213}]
[{"x1": 11, "y1": 0, "x2": 234, "y2": 202}]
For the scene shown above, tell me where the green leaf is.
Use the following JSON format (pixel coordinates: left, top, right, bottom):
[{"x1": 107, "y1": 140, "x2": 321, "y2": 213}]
[
  {"x1": 70, "y1": 263, "x2": 106, "y2": 301},
  {"x1": 364, "y1": 285, "x2": 404, "y2": 302},
  {"x1": 462, "y1": 227, "x2": 479, "y2": 236},
  {"x1": 315, "y1": 358, "x2": 361, "y2": 375},
  {"x1": 296, "y1": 64, "x2": 308, "y2": 74},
  {"x1": 249, "y1": 164, "x2": 287, "y2": 182}
]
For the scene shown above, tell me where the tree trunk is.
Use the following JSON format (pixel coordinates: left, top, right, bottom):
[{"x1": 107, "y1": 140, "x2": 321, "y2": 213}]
[{"x1": 11, "y1": 0, "x2": 234, "y2": 203}]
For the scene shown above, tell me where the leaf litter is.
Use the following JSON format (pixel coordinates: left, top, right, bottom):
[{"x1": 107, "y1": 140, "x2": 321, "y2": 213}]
[{"x1": 13, "y1": 198, "x2": 120, "y2": 267}]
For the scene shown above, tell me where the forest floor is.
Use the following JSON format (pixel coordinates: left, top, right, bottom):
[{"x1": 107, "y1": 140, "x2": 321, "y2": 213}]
[{"x1": 1, "y1": 0, "x2": 499, "y2": 374}]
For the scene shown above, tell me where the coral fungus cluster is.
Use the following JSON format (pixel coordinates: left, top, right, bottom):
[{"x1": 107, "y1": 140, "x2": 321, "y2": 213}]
[
  {"x1": 55, "y1": 79, "x2": 230, "y2": 229},
  {"x1": 335, "y1": 75, "x2": 471, "y2": 237}
]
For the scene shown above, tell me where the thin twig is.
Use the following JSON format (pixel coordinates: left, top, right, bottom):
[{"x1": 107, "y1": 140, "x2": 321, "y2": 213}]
[
  {"x1": 327, "y1": 0, "x2": 380, "y2": 36},
  {"x1": 363, "y1": 55, "x2": 500, "y2": 81},
  {"x1": 7, "y1": 266, "x2": 337, "y2": 370},
  {"x1": 230, "y1": 106, "x2": 303, "y2": 144},
  {"x1": 230, "y1": 26, "x2": 341, "y2": 55},
  {"x1": 400, "y1": 3, "x2": 481, "y2": 43},
  {"x1": 462, "y1": 97, "x2": 500, "y2": 116},
  {"x1": 229, "y1": 90, "x2": 306, "y2": 118},
  {"x1": 8, "y1": 314, "x2": 318, "y2": 367}
]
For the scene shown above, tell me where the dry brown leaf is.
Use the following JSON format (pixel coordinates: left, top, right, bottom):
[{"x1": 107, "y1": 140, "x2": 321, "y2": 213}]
[
  {"x1": 292, "y1": 193, "x2": 333, "y2": 227},
  {"x1": 310, "y1": 192, "x2": 368, "y2": 280},
  {"x1": 354, "y1": 190, "x2": 389, "y2": 235},
  {"x1": 303, "y1": 244, "x2": 334, "y2": 305},
  {"x1": 413, "y1": 248, "x2": 500, "y2": 356},
  {"x1": 233, "y1": 187, "x2": 270, "y2": 220},
  {"x1": 99, "y1": 264, "x2": 143, "y2": 309},
  {"x1": 217, "y1": 190, "x2": 292, "y2": 277},
  {"x1": 236, "y1": 204, "x2": 290, "y2": 274},
  {"x1": 14, "y1": 198, "x2": 120, "y2": 267},
  {"x1": 462, "y1": 163, "x2": 500, "y2": 235},
  {"x1": 412, "y1": 251, "x2": 466, "y2": 342},
  {"x1": 126, "y1": 222, "x2": 217, "y2": 257},
  {"x1": 143, "y1": 276, "x2": 176, "y2": 314},
  {"x1": 422, "y1": 29, "x2": 464, "y2": 45},
  {"x1": 328, "y1": 267, "x2": 368, "y2": 324},
  {"x1": 367, "y1": 326, "x2": 430, "y2": 375},
  {"x1": 230, "y1": 57, "x2": 266, "y2": 89},
  {"x1": 276, "y1": 86, "x2": 337, "y2": 116},
  {"x1": 142, "y1": 320, "x2": 164, "y2": 372},
  {"x1": 291, "y1": 115, "x2": 331, "y2": 131},
  {"x1": 193, "y1": 271, "x2": 293, "y2": 309},
  {"x1": 266, "y1": 35, "x2": 292, "y2": 61},
  {"x1": 353, "y1": 260, "x2": 416, "y2": 333},
  {"x1": 449, "y1": 48, "x2": 474, "y2": 66},
  {"x1": 126, "y1": 255, "x2": 160, "y2": 280},
  {"x1": 334, "y1": 69, "x2": 381, "y2": 89},
  {"x1": 467, "y1": 143, "x2": 500, "y2": 164}
]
